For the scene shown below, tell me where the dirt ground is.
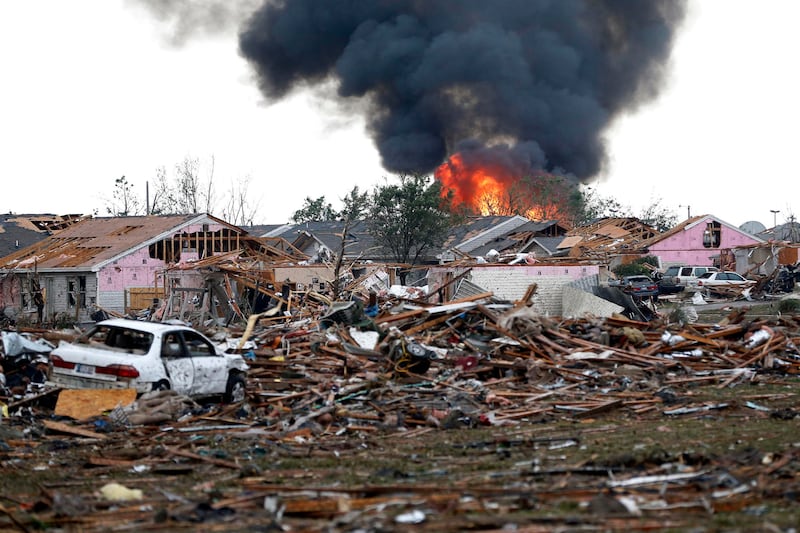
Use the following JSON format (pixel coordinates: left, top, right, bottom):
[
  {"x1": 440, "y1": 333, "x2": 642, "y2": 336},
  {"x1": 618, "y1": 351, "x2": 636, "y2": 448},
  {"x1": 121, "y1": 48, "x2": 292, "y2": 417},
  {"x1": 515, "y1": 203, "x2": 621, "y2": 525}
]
[{"x1": 1, "y1": 304, "x2": 800, "y2": 532}]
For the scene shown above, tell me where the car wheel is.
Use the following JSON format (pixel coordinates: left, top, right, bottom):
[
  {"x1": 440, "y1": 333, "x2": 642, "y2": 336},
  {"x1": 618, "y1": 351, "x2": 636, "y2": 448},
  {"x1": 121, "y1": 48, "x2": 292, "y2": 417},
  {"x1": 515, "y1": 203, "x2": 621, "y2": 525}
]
[
  {"x1": 224, "y1": 374, "x2": 246, "y2": 403},
  {"x1": 153, "y1": 379, "x2": 171, "y2": 392}
]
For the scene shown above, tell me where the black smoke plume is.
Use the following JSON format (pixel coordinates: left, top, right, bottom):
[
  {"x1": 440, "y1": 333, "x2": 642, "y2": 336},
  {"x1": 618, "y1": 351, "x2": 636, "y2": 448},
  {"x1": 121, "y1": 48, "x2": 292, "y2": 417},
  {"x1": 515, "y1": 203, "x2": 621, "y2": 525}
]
[{"x1": 239, "y1": 0, "x2": 688, "y2": 180}]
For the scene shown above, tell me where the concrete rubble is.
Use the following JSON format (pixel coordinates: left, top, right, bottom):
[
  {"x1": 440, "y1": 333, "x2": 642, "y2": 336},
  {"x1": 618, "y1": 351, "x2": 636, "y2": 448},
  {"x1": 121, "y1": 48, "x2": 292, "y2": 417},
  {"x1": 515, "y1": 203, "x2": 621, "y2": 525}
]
[{"x1": 1, "y1": 283, "x2": 800, "y2": 531}]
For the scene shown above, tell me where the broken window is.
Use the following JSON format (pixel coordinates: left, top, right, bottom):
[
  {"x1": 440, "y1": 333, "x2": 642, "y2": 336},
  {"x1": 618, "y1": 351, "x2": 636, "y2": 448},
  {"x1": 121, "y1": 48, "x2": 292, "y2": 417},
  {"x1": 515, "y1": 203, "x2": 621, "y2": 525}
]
[
  {"x1": 67, "y1": 276, "x2": 87, "y2": 309},
  {"x1": 22, "y1": 276, "x2": 44, "y2": 313},
  {"x1": 703, "y1": 221, "x2": 721, "y2": 248},
  {"x1": 182, "y1": 330, "x2": 214, "y2": 357}
]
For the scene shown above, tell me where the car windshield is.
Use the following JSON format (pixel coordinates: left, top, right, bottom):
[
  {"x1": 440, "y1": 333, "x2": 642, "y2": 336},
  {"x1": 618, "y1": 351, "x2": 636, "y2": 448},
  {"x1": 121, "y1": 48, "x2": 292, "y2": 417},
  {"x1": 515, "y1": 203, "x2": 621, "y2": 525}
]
[
  {"x1": 77, "y1": 325, "x2": 154, "y2": 355},
  {"x1": 698, "y1": 272, "x2": 714, "y2": 279}
]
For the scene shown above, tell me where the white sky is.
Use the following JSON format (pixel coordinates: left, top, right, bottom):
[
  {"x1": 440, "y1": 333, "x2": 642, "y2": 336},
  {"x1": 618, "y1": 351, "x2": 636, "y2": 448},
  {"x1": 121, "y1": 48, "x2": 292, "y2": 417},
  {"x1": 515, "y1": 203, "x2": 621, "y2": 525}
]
[{"x1": 1, "y1": 0, "x2": 797, "y2": 228}]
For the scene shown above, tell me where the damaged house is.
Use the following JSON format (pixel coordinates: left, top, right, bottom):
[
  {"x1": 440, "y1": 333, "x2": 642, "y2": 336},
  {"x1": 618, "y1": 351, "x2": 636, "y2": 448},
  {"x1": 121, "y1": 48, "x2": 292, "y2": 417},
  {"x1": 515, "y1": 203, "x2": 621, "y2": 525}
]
[
  {"x1": 727, "y1": 220, "x2": 800, "y2": 291},
  {"x1": 641, "y1": 214, "x2": 763, "y2": 269},
  {"x1": 757, "y1": 219, "x2": 800, "y2": 247},
  {"x1": 428, "y1": 216, "x2": 607, "y2": 316},
  {"x1": 428, "y1": 217, "x2": 676, "y2": 319},
  {"x1": 250, "y1": 220, "x2": 400, "y2": 293},
  {"x1": 0, "y1": 214, "x2": 249, "y2": 324},
  {"x1": 258, "y1": 220, "x2": 382, "y2": 263},
  {"x1": 438, "y1": 215, "x2": 568, "y2": 263},
  {"x1": 557, "y1": 217, "x2": 659, "y2": 267},
  {"x1": 0, "y1": 213, "x2": 85, "y2": 258}
]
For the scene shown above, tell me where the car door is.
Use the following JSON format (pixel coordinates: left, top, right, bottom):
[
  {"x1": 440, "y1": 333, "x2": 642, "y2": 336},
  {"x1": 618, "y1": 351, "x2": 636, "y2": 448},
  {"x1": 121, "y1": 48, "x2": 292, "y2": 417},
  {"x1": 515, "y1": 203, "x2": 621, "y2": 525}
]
[
  {"x1": 727, "y1": 273, "x2": 747, "y2": 286},
  {"x1": 160, "y1": 331, "x2": 195, "y2": 395},
  {"x1": 180, "y1": 330, "x2": 227, "y2": 396}
]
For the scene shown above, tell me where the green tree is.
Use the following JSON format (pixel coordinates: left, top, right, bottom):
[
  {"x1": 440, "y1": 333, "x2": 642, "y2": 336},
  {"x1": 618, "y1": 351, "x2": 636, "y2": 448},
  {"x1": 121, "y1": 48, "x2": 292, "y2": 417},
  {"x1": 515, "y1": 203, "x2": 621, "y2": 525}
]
[
  {"x1": 291, "y1": 196, "x2": 338, "y2": 223},
  {"x1": 574, "y1": 185, "x2": 629, "y2": 225},
  {"x1": 613, "y1": 255, "x2": 659, "y2": 277},
  {"x1": 367, "y1": 175, "x2": 456, "y2": 283},
  {"x1": 638, "y1": 196, "x2": 678, "y2": 232}
]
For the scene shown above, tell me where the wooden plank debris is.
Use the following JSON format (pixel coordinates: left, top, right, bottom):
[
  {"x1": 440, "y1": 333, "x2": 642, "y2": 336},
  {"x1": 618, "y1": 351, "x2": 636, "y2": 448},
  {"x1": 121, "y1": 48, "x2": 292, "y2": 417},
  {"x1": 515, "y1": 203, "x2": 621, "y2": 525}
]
[
  {"x1": 42, "y1": 420, "x2": 108, "y2": 440},
  {"x1": 2, "y1": 269, "x2": 800, "y2": 531}
]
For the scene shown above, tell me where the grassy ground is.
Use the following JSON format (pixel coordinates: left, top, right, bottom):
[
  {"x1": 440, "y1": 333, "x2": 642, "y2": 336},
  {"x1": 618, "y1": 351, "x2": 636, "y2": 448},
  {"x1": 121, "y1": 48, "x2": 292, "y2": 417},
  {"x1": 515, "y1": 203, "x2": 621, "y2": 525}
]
[{"x1": 2, "y1": 377, "x2": 799, "y2": 531}]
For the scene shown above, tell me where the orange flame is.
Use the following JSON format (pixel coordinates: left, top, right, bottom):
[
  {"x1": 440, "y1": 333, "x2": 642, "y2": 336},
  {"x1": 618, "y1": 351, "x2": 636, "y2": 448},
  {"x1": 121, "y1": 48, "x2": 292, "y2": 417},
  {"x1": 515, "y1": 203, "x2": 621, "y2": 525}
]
[
  {"x1": 435, "y1": 153, "x2": 503, "y2": 212},
  {"x1": 434, "y1": 153, "x2": 568, "y2": 222}
]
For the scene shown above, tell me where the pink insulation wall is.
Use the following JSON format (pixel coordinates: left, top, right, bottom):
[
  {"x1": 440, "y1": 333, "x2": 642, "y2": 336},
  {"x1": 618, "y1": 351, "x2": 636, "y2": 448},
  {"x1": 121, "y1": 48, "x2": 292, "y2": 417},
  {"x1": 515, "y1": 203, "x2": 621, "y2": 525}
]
[
  {"x1": 97, "y1": 222, "x2": 226, "y2": 292},
  {"x1": 98, "y1": 247, "x2": 165, "y2": 291},
  {"x1": 649, "y1": 217, "x2": 761, "y2": 267}
]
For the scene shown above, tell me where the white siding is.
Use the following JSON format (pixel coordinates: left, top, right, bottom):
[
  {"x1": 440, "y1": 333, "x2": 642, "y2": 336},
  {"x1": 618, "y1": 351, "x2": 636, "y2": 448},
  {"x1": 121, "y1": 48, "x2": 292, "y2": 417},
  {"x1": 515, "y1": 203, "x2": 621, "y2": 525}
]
[{"x1": 97, "y1": 290, "x2": 126, "y2": 313}]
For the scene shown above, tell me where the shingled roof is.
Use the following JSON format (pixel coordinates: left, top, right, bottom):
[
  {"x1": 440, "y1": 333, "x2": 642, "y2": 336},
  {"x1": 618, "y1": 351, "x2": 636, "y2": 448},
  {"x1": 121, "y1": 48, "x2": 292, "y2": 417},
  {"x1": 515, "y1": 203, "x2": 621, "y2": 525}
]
[
  {"x1": 0, "y1": 214, "x2": 240, "y2": 271},
  {"x1": 439, "y1": 215, "x2": 567, "y2": 261}
]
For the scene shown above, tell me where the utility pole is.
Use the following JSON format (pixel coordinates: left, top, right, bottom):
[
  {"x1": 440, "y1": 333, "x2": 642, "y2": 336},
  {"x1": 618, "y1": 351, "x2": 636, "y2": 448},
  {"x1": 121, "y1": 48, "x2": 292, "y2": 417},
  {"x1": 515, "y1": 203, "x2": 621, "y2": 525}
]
[{"x1": 770, "y1": 209, "x2": 780, "y2": 229}]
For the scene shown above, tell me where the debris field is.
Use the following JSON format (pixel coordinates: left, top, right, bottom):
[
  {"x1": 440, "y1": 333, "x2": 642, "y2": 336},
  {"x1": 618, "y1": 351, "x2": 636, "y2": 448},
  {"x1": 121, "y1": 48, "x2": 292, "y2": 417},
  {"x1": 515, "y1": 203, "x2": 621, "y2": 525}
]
[{"x1": 2, "y1": 288, "x2": 800, "y2": 531}]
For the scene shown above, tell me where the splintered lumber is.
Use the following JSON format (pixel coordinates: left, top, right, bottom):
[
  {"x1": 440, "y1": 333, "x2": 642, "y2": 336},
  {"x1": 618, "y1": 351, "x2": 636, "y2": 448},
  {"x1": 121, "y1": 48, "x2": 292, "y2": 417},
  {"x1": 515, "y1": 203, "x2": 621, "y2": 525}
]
[
  {"x1": 572, "y1": 399, "x2": 624, "y2": 419},
  {"x1": 604, "y1": 316, "x2": 653, "y2": 329},
  {"x1": 476, "y1": 303, "x2": 501, "y2": 323},
  {"x1": 705, "y1": 324, "x2": 747, "y2": 339},
  {"x1": 434, "y1": 291, "x2": 494, "y2": 306},
  {"x1": 42, "y1": 420, "x2": 107, "y2": 440},
  {"x1": 374, "y1": 308, "x2": 427, "y2": 324},
  {"x1": 547, "y1": 329, "x2": 669, "y2": 367},
  {"x1": 86, "y1": 456, "x2": 139, "y2": 467},
  {"x1": 401, "y1": 312, "x2": 454, "y2": 335},
  {"x1": 735, "y1": 333, "x2": 787, "y2": 368},
  {"x1": 672, "y1": 330, "x2": 725, "y2": 349},
  {"x1": 8, "y1": 386, "x2": 61, "y2": 408},
  {"x1": 317, "y1": 345, "x2": 376, "y2": 368},
  {"x1": 515, "y1": 283, "x2": 538, "y2": 307},
  {"x1": 533, "y1": 334, "x2": 572, "y2": 355},
  {"x1": 237, "y1": 307, "x2": 282, "y2": 349},
  {"x1": 166, "y1": 447, "x2": 242, "y2": 470},
  {"x1": 486, "y1": 323, "x2": 554, "y2": 362}
]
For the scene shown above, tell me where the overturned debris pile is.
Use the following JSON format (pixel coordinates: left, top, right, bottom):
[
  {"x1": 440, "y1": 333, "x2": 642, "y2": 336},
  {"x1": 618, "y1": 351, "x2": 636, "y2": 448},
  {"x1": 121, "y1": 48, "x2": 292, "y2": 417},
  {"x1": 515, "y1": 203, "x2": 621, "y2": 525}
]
[{"x1": 239, "y1": 294, "x2": 800, "y2": 434}]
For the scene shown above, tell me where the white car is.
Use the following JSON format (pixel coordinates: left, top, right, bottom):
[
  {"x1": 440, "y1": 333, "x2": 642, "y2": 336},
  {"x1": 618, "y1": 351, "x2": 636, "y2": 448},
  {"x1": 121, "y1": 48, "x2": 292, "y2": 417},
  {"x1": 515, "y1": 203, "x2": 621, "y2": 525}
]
[
  {"x1": 687, "y1": 271, "x2": 756, "y2": 293},
  {"x1": 49, "y1": 319, "x2": 248, "y2": 402}
]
